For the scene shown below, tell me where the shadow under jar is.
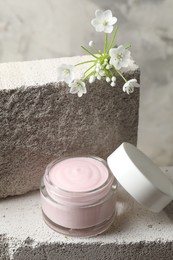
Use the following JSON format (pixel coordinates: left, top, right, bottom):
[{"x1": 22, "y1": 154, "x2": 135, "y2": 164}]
[{"x1": 40, "y1": 156, "x2": 117, "y2": 237}]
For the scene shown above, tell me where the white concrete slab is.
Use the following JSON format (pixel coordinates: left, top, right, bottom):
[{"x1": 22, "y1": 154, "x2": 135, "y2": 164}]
[
  {"x1": 0, "y1": 167, "x2": 173, "y2": 259},
  {"x1": 0, "y1": 56, "x2": 138, "y2": 90}
]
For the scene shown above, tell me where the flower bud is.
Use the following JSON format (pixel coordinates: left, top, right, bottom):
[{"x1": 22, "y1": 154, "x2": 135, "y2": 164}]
[
  {"x1": 111, "y1": 82, "x2": 116, "y2": 87},
  {"x1": 111, "y1": 76, "x2": 116, "y2": 82},
  {"x1": 96, "y1": 63, "x2": 101, "y2": 69},
  {"x1": 99, "y1": 70, "x2": 105, "y2": 76},
  {"x1": 89, "y1": 41, "x2": 94, "y2": 47},
  {"x1": 89, "y1": 75, "x2": 96, "y2": 83},
  {"x1": 106, "y1": 77, "x2": 111, "y2": 82}
]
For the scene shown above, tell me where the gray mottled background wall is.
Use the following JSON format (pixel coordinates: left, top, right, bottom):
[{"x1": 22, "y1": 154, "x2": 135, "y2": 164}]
[{"x1": 0, "y1": 0, "x2": 172, "y2": 165}]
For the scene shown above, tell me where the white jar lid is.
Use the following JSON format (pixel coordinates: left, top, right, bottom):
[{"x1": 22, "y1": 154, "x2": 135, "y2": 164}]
[{"x1": 107, "y1": 143, "x2": 173, "y2": 212}]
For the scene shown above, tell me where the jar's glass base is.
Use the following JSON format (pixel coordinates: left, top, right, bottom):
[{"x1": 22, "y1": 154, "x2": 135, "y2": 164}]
[{"x1": 42, "y1": 211, "x2": 115, "y2": 237}]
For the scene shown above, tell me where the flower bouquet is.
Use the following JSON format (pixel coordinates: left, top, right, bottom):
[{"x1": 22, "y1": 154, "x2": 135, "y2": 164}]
[{"x1": 57, "y1": 9, "x2": 140, "y2": 97}]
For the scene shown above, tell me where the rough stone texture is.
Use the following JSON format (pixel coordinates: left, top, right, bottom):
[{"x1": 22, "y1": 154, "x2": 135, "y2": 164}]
[
  {"x1": 0, "y1": 235, "x2": 10, "y2": 260},
  {"x1": 0, "y1": 0, "x2": 173, "y2": 166},
  {"x1": 0, "y1": 56, "x2": 140, "y2": 198},
  {"x1": 0, "y1": 167, "x2": 173, "y2": 260}
]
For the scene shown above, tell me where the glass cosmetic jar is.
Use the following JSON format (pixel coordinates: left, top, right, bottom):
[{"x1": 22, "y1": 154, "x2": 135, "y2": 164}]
[
  {"x1": 41, "y1": 143, "x2": 173, "y2": 237},
  {"x1": 40, "y1": 156, "x2": 117, "y2": 237}
]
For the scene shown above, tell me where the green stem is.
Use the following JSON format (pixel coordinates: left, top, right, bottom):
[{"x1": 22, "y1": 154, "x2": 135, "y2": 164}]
[
  {"x1": 92, "y1": 45, "x2": 101, "y2": 55},
  {"x1": 107, "y1": 26, "x2": 118, "y2": 52},
  {"x1": 75, "y1": 60, "x2": 97, "y2": 66},
  {"x1": 83, "y1": 71, "x2": 95, "y2": 81},
  {"x1": 84, "y1": 64, "x2": 96, "y2": 75},
  {"x1": 113, "y1": 67, "x2": 127, "y2": 82},
  {"x1": 104, "y1": 33, "x2": 108, "y2": 54},
  {"x1": 81, "y1": 46, "x2": 98, "y2": 59},
  {"x1": 109, "y1": 69, "x2": 114, "y2": 77}
]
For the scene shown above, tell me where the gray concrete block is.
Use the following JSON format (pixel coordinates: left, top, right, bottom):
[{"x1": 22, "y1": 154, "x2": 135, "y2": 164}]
[
  {"x1": 0, "y1": 167, "x2": 173, "y2": 260},
  {"x1": 0, "y1": 56, "x2": 140, "y2": 198}
]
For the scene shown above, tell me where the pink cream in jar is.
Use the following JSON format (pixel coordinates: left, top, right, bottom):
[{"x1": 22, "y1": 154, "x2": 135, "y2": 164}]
[{"x1": 40, "y1": 156, "x2": 117, "y2": 237}]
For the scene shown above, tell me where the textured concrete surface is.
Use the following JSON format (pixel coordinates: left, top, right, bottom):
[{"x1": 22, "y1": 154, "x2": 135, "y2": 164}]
[
  {"x1": 0, "y1": 55, "x2": 139, "y2": 198},
  {"x1": 0, "y1": 0, "x2": 172, "y2": 165},
  {"x1": 0, "y1": 167, "x2": 173, "y2": 260}
]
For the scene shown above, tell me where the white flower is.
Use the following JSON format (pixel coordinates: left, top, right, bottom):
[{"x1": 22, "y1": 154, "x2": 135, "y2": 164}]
[
  {"x1": 109, "y1": 45, "x2": 131, "y2": 70},
  {"x1": 57, "y1": 64, "x2": 75, "y2": 84},
  {"x1": 69, "y1": 79, "x2": 87, "y2": 97},
  {"x1": 91, "y1": 10, "x2": 117, "y2": 34},
  {"x1": 123, "y1": 79, "x2": 139, "y2": 94}
]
